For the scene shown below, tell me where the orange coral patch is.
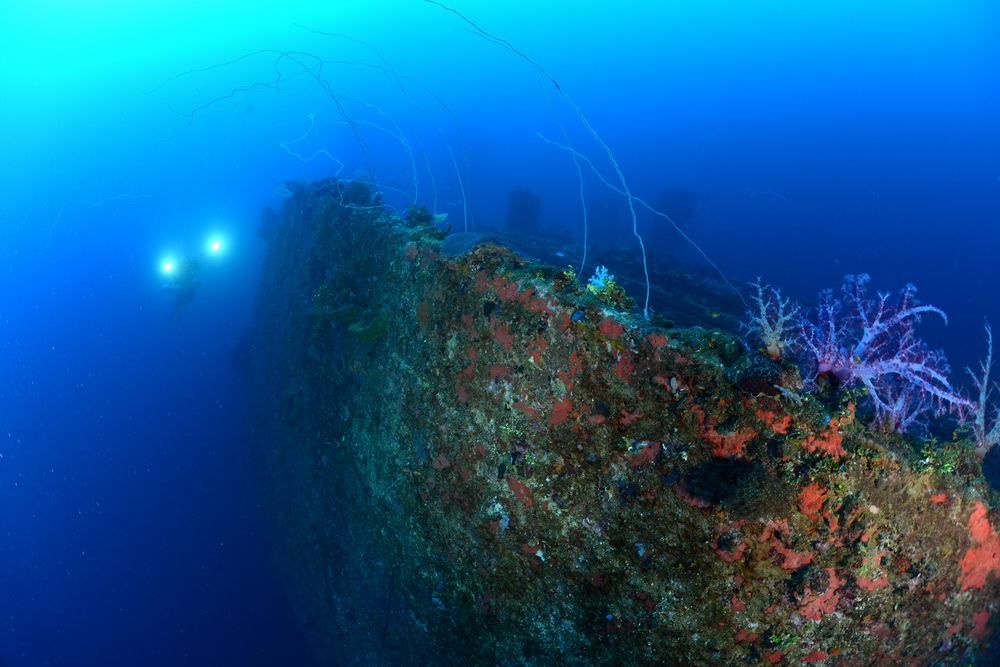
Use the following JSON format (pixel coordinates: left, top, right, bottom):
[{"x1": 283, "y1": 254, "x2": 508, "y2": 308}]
[
  {"x1": 507, "y1": 478, "x2": 534, "y2": 508},
  {"x1": 958, "y1": 502, "x2": 1000, "y2": 591},
  {"x1": 494, "y1": 276, "x2": 521, "y2": 301},
  {"x1": 799, "y1": 568, "x2": 844, "y2": 621},
  {"x1": 556, "y1": 370, "x2": 575, "y2": 391},
  {"x1": 972, "y1": 609, "x2": 991, "y2": 641},
  {"x1": 614, "y1": 352, "x2": 635, "y2": 380},
  {"x1": 675, "y1": 485, "x2": 712, "y2": 508},
  {"x1": 647, "y1": 332, "x2": 669, "y2": 348},
  {"x1": 568, "y1": 350, "x2": 583, "y2": 376},
  {"x1": 798, "y1": 482, "x2": 826, "y2": 521},
  {"x1": 716, "y1": 542, "x2": 747, "y2": 562},
  {"x1": 490, "y1": 317, "x2": 513, "y2": 351},
  {"x1": 756, "y1": 409, "x2": 792, "y2": 434},
  {"x1": 801, "y1": 418, "x2": 847, "y2": 459},
  {"x1": 691, "y1": 403, "x2": 755, "y2": 458},
  {"x1": 455, "y1": 364, "x2": 474, "y2": 402},
  {"x1": 547, "y1": 399, "x2": 573, "y2": 426},
  {"x1": 598, "y1": 316, "x2": 625, "y2": 340},
  {"x1": 619, "y1": 408, "x2": 643, "y2": 425},
  {"x1": 512, "y1": 400, "x2": 539, "y2": 418},
  {"x1": 625, "y1": 441, "x2": 660, "y2": 467},
  {"x1": 774, "y1": 542, "x2": 813, "y2": 570},
  {"x1": 857, "y1": 573, "x2": 889, "y2": 591},
  {"x1": 529, "y1": 334, "x2": 548, "y2": 356},
  {"x1": 710, "y1": 429, "x2": 754, "y2": 458},
  {"x1": 802, "y1": 404, "x2": 855, "y2": 459}
]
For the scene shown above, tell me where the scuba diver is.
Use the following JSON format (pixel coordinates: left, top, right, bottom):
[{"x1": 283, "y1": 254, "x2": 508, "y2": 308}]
[
  {"x1": 161, "y1": 238, "x2": 222, "y2": 321},
  {"x1": 163, "y1": 254, "x2": 203, "y2": 322}
]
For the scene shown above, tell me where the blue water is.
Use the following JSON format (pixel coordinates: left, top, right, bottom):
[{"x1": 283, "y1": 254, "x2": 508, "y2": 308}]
[{"x1": 1, "y1": 1, "x2": 998, "y2": 664}]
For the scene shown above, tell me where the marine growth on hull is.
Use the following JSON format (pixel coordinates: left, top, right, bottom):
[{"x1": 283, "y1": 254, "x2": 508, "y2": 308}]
[{"x1": 246, "y1": 178, "x2": 999, "y2": 666}]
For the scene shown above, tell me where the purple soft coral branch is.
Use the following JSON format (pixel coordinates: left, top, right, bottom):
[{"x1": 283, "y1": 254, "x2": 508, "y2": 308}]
[
  {"x1": 848, "y1": 279, "x2": 946, "y2": 359},
  {"x1": 854, "y1": 357, "x2": 972, "y2": 415},
  {"x1": 798, "y1": 274, "x2": 971, "y2": 432},
  {"x1": 801, "y1": 288, "x2": 846, "y2": 377},
  {"x1": 852, "y1": 301, "x2": 945, "y2": 358}
]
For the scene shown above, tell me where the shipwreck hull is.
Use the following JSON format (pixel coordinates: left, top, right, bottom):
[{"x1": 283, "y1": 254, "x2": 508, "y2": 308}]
[{"x1": 247, "y1": 179, "x2": 999, "y2": 666}]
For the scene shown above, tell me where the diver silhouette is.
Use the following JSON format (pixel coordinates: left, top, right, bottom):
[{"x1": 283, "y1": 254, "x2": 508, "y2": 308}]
[{"x1": 163, "y1": 254, "x2": 203, "y2": 322}]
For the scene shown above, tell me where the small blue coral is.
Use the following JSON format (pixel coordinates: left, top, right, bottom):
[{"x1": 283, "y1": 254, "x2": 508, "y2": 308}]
[{"x1": 587, "y1": 265, "x2": 614, "y2": 292}]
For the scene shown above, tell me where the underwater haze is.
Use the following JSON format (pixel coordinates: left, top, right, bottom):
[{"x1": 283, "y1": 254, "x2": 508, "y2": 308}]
[{"x1": 1, "y1": 0, "x2": 998, "y2": 664}]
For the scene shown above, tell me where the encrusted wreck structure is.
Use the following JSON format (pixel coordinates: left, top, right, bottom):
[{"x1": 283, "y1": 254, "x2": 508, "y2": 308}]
[{"x1": 246, "y1": 178, "x2": 999, "y2": 665}]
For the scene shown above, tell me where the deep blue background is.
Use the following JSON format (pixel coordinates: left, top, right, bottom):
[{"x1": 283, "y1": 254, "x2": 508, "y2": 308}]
[{"x1": 1, "y1": 1, "x2": 998, "y2": 664}]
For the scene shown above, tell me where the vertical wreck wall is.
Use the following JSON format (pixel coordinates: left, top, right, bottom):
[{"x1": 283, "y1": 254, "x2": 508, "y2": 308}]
[{"x1": 247, "y1": 179, "x2": 999, "y2": 666}]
